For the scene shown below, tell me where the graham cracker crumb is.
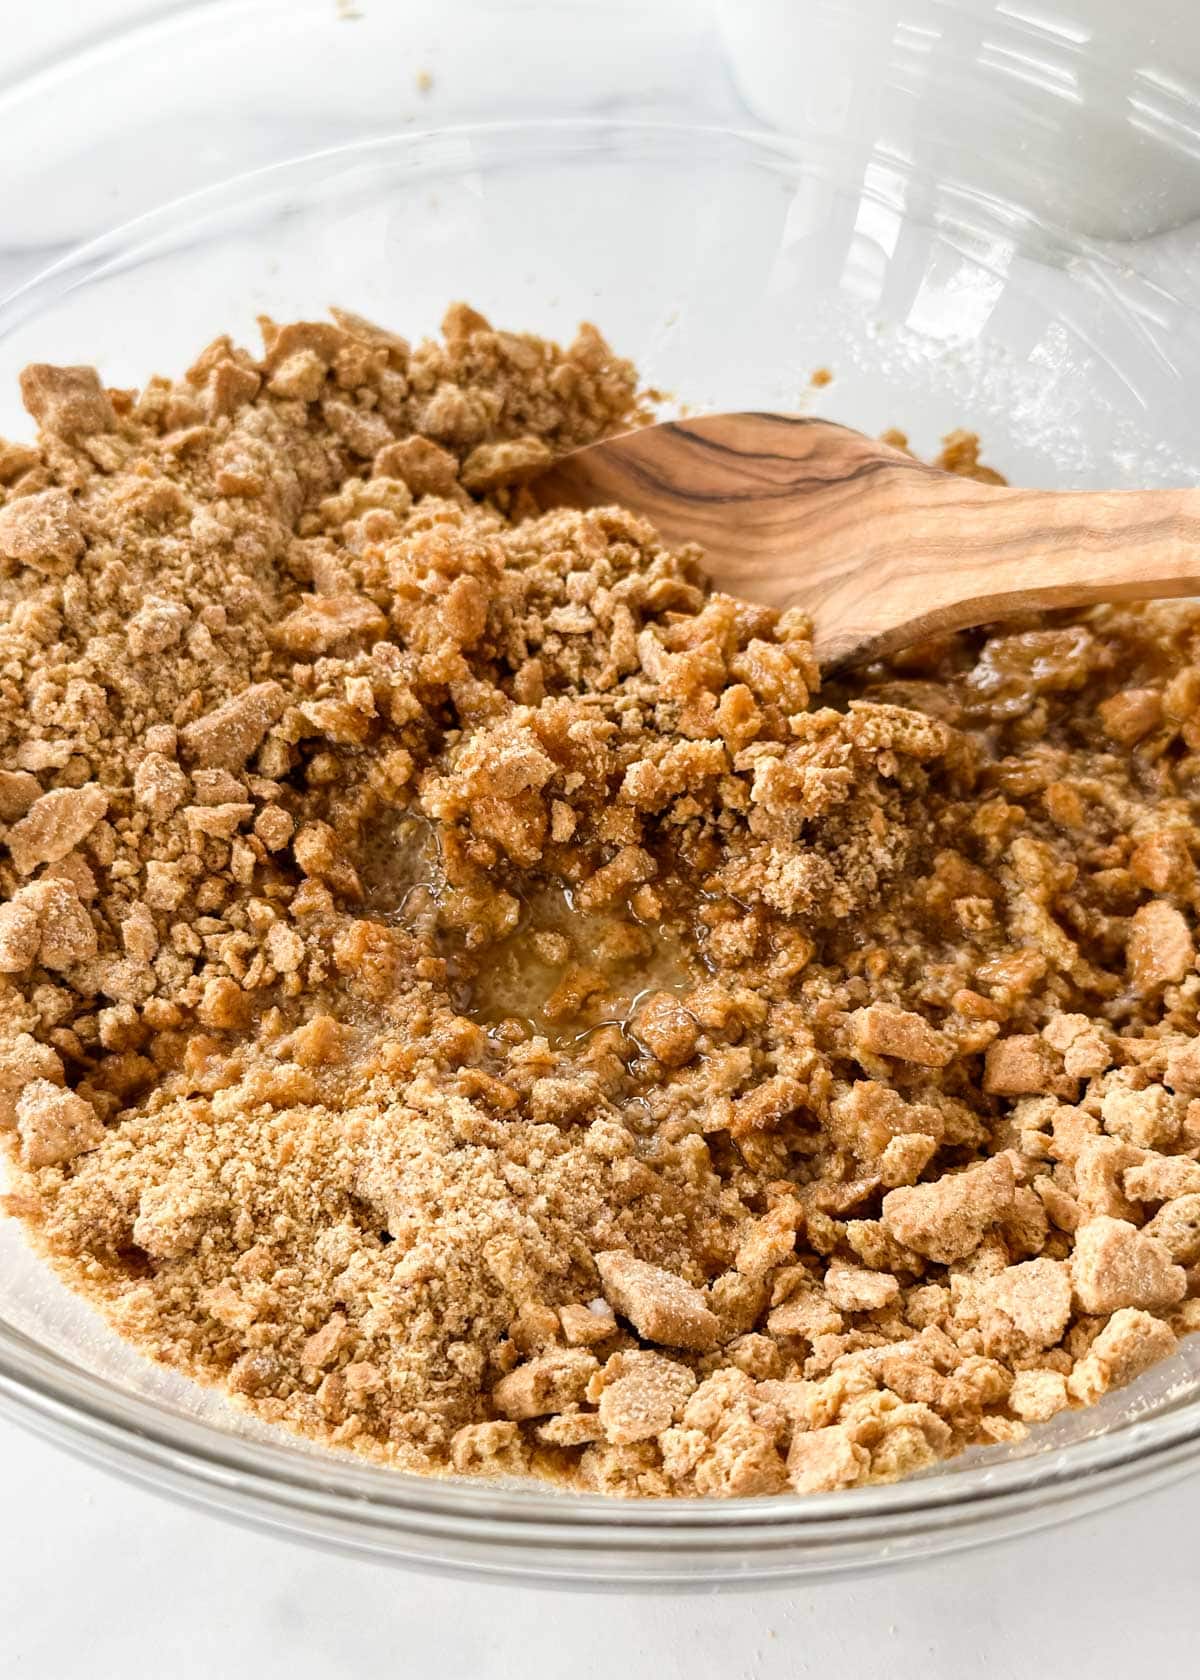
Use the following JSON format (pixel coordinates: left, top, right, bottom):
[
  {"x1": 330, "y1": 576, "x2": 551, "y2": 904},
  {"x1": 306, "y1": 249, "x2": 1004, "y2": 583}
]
[
  {"x1": 16, "y1": 1079, "x2": 103, "y2": 1168},
  {"x1": 787, "y1": 1424, "x2": 867, "y2": 1493},
  {"x1": 595, "y1": 1252, "x2": 721, "y2": 1352},
  {"x1": 592, "y1": 1350, "x2": 696, "y2": 1445},
  {"x1": 881, "y1": 1156, "x2": 1016, "y2": 1263},
  {"x1": 1070, "y1": 1217, "x2": 1186, "y2": 1314},
  {"x1": 0, "y1": 304, "x2": 1198, "y2": 1499},
  {"x1": 1067, "y1": 1308, "x2": 1177, "y2": 1404}
]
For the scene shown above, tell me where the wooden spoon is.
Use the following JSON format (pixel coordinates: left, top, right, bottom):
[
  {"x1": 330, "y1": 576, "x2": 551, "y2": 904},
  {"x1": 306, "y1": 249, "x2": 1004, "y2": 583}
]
[{"x1": 531, "y1": 413, "x2": 1200, "y2": 667}]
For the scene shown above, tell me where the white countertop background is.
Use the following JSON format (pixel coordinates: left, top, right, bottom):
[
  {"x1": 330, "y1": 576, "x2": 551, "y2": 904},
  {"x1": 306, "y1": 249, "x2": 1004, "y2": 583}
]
[
  {"x1": 2, "y1": 1423, "x2": 1194, "y2": 1677},
  {"x1": 3, "y1": 3, "x2": 1199, "y2": 1672}
]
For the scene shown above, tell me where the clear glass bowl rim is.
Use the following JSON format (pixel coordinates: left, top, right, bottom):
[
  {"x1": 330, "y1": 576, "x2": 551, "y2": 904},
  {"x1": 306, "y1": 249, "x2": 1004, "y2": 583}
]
[{"x1": 1, "y1": 115, "x2": 1200, "y2": 1571}]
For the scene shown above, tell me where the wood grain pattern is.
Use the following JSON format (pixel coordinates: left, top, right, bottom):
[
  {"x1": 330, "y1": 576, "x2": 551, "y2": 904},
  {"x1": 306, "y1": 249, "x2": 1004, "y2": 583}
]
[{"x1": 532, "y1": 413, "x2": 1200, "y2": 666}]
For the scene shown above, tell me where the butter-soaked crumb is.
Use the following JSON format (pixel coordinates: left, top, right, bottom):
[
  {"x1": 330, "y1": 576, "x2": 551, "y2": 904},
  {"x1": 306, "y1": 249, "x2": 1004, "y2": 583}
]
[{"x1": 2, "y1": 305, "x2": 1200, "y2": 1498}]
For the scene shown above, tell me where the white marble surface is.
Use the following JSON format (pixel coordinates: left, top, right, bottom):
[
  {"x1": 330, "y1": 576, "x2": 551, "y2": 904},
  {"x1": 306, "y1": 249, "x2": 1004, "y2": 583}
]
[
  {"x1": 0, "y1": 1420, "x2": 1195, "y2": 1676},
  {"x1": 3, "y1": 3, "x2": 1200, "y2": 1672}
]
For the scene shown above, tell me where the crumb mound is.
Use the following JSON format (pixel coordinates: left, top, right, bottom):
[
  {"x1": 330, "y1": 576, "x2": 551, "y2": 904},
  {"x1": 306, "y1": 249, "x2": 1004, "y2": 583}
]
[{"x1": 1, "y1": 303, "x2": 1199, "y2": 1498}]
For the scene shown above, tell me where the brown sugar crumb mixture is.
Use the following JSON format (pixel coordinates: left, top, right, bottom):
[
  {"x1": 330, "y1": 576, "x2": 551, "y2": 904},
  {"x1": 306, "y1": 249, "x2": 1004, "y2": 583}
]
[{"x1": 2, "y1": 304, "x2": 1200, "y2": 1500}]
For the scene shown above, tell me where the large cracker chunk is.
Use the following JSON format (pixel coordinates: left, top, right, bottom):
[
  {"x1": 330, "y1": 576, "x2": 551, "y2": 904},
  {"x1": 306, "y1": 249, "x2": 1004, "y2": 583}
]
[
  {"x1": 492, "y1": 1348, "x2": 599, "y2": 1421},
  {"x1": 787, "y1": 1424, "x2": 868, "y2": 1494},
  {"x1": 1127, "y1": 901, "x2": 1195, "y2": 995},
  {"x1": 1071, "y1": 1216, "x2": 1186, "y2": 1314},
  {"x1": 880, "y1": 1154, "x2": 1016, "y2": 1263},
  {"x1": 7, "y1": 784, "x2": 107, "y2": 875},
  {"x1": 595, "y1": 1251, "x2": 721, "y2": 1352},
  {"x1": 180, "y1": 681, "x2": 287, "y2": 771},
  {"x1": 591, "y1": 1351, "x2": 696, "y2": 1445},
  {"x1": 977, "y1": 1257, "x2": 1072, "y2": 1350},
  {"x1": 0, "y1": 488, "x2": 85, "y2": 575},
  {"x1": 16, "y1": 1078, "x2": 103, "y2": 1168},
  {"x1": 849, "y1": 1004, "x2": 952, "y2": 1068}
]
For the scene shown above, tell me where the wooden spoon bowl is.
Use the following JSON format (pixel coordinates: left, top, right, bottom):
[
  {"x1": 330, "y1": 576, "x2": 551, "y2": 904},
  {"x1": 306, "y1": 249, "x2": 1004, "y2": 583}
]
[{"x1": 533, "y1": 413, "x2": 1200, "y2": 666}]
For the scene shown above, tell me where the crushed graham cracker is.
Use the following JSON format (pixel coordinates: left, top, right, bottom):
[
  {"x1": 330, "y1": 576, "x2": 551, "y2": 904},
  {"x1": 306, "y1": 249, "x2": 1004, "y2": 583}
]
[{"x1": 1, "y1": 304, "x2": 1199, "y2": 1499}]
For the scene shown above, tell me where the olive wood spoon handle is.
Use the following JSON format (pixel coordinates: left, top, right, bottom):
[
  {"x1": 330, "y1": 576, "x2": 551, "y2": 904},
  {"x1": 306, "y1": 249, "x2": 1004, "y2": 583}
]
[{"x1": 531, "y1": 413, "x2": 1200, "y2": 666}]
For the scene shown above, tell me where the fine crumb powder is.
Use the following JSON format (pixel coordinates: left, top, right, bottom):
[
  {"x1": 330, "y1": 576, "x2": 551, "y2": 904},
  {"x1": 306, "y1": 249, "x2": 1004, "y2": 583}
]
[{"x1": 2, "y1": 304, "x2": 1200, "y2": 1499}]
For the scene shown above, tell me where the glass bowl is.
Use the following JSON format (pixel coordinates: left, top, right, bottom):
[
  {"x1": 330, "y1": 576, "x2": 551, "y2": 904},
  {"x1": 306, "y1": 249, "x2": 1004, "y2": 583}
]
[{"x1": 3, "y1": 115, "x2": 1200, "y2": 1588}]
